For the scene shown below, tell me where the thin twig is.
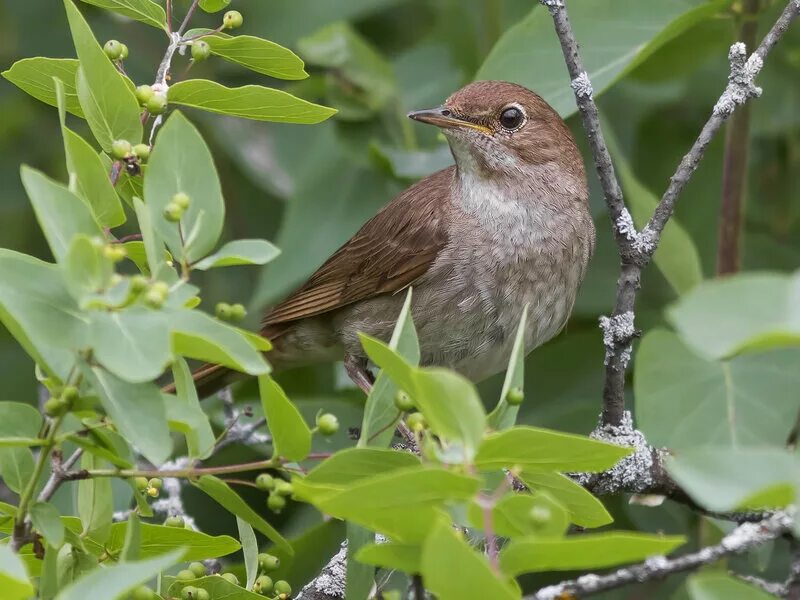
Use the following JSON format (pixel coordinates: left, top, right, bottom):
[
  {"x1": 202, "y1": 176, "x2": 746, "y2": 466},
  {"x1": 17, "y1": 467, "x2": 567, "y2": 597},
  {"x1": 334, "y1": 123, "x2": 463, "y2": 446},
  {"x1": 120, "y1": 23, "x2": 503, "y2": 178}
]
[
  {"x1": 178, "y1": 0, "x2": 201, "y2": 36},
  {"x1": 165, "y1": 0, "x2": 173, "y2": 34}
]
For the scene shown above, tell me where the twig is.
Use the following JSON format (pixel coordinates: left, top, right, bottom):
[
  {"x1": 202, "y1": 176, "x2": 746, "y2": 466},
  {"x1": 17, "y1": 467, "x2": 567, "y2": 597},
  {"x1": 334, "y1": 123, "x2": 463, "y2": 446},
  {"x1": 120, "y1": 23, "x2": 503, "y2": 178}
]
[
  {"x1": 165, "y1": 0, "x2": 173, "y2": 34},
  {"x1": 295, "y1": 542, "x2": 348, "y2": 600},
  {"x1": 525, "y1": 511, "x2": 794, "y2": 599},
  {"x1": 37, "y1": 448, "x2": 83, "y2": 503},
  {"x1": 178, "y1": 0, "x2": 201, "y2": 36}
]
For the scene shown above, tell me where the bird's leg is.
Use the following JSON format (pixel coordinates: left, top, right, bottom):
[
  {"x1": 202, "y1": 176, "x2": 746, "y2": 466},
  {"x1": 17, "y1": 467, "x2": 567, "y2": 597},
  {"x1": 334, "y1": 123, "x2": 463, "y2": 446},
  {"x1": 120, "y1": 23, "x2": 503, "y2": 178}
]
[{"x1": 344, "y1": 354, "x2": 375, "y2": 396}]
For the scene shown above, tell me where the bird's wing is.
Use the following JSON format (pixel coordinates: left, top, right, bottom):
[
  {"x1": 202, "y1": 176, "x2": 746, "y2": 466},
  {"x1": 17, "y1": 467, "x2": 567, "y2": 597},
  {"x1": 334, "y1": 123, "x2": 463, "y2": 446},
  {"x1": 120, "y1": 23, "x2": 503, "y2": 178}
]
[{"x1": 261, "y1": 166, "x2": 454, "y2": 334}]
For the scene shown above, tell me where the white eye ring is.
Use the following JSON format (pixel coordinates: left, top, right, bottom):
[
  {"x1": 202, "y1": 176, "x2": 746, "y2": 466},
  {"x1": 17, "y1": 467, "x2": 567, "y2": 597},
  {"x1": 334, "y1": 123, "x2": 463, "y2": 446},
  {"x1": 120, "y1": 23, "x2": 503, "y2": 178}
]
[{"x1": 499, "y1": 103, "x2": 526, "y2": 131}]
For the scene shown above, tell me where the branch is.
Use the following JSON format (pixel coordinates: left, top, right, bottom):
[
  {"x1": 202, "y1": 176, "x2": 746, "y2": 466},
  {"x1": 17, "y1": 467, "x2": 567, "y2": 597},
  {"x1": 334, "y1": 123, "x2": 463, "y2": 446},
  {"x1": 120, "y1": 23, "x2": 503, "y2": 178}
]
[
  {"x1": 525, "y1": 511, "x2": 794, "y2": 599},
  {"x1": 295, "y1": 542, "x2": 348, "y2": 600}
]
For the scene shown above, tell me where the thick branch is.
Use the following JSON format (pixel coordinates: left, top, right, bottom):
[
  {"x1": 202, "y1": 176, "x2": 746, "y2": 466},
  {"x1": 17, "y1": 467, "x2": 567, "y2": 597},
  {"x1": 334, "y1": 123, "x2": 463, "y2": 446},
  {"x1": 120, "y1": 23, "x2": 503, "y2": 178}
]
[{"x1": 526, "y1": 511, "x2": 794, "y2": 599}]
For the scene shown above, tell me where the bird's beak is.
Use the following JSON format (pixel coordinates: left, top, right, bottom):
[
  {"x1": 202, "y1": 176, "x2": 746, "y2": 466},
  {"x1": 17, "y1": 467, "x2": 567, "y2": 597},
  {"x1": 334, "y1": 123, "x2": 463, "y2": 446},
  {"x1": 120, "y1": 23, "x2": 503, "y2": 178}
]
[{"x1": 407, "y1": 106, "x2": 492, "y2": 134}]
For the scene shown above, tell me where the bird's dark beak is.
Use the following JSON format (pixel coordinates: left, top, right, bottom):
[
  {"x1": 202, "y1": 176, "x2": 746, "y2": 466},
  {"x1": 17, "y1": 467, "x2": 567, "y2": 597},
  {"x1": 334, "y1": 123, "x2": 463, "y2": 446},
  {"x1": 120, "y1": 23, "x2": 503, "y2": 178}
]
[{"x1": 407, "y1": 106, "x2": 492, "y2": 134}]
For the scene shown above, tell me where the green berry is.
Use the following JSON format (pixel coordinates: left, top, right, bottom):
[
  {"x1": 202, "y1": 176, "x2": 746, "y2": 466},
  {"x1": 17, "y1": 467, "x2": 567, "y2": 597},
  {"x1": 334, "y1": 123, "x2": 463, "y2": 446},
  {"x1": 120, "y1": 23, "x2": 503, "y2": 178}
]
[
  {"x1": 111, "y1": 139, "x2": 132, "y2": 159},
  {"x1": 267, "y1": 493, "x2": 286, "y2": 513},
  {"x1": 130, "y1": 585, "x2": 155, "y2": 600},
  {"x1": 255, "y1": 473, "x2": 275, "y2": 491},
  {"x1": 172, "y1": 192, "x2": 191, "y2": 210},
  {"x1": 316, "y1": 413, "x2": 339, "y2": 436},
  {"x1": 221, "y1": 572, "x2": 239, "y2": 585},
  {"x1": 104, "y1": 244, "x2": 127, "y2": 263},
  {"x1": 195, "y1": 590, "x2": 209, "y2": 600},
  {"x1": 146, "y1": 486, "x2": 159, "y2": 497},
  {"x1": 145, "y1": 94, "x2": 168, "y2": 115},
  {"x1": 163, "y1": 202, "x2": 183, "y2": 222},
  {"x1": 104, "y1": 40, "x2": 123, "y2": 60},
  {"x1": 132, "y1": 144, "x2": 150, "y2": 160},
  {"x1": 215, "y1": 302, "x2": 232, "y2": 320},
  {"x1": 119, "y1": 43, "x2": 129, "y2": 60},
  {"x1": 180, "y1": 585, "x2": 197, "y2": 599},
  {"x1": 189, "y1": 561, "x2": 207, "y2": 578},
  {"x1": 165, "y1": 515, "x2": 185, "y2": 528},
  {"x1": 253, "y1": 574, "x2": 273, "y2": 594},
  {"x1": 273, "y1": 480, "x2": 294, "y2": 496},
  {"x1": 176, "y1": 569, "x2": 196, "y2": 582},
  {"x1": 130, "y1": 275, "x2": 149, "y2": 293},
  {"x1": 230, "y1": 303, "x2": 247, "y2": 321},
  {"x1": 274, "y1": 580, "x2": 292, "y2": 597},
  {"x1": 150, "y1": 281, "x2": 169, "y2": 296},
  {"x1": 145, "y1": 289, "x2": 165, "y2": 308},
  {"x1": 148, "y1": 477, "x2": 163, "y2": 490},
  {"x1": 393, "y1": 390, "x2": 414, "y2": 412},
  {"x1": 506, "y1": 387, "x2": 524, "y2": 406},
  {"x1": 135, "y1": 85, "x2": 154, "y2": 105},
  {"x1": 134, "y1": 476, "x2": 149, "y2": 491},
  {"x1": 62, "y1": 385, "x2": 79, "y2": 402},
  {"x1": 406, "y1": 412, "x2": 426, "y2": 432},
  {"x1": 223, "y1": 10, "x2": 243, "y2": 29},
  {"x1": 257, "y1": 553, "x2": 280, "y2": 571},
  {"x1": 43, "y1": 397, "x2": 67, "y2": 418},
  {"x1": 192, "y1": 40, "x2": 211, "y2": 62}
]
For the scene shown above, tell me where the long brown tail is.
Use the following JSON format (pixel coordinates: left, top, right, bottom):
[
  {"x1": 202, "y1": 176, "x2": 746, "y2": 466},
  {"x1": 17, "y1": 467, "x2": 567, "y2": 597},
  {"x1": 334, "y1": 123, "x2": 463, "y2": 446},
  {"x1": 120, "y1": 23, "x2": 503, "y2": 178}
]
[{"x1": 161, "y1": 362, "x2": 239, "y2": 398}]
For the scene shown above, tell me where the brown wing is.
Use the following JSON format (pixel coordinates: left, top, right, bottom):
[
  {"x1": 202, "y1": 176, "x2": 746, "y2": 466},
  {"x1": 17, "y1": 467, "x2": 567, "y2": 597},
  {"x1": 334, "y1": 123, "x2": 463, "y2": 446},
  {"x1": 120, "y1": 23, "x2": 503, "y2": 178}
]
[{"x1": 262, "y1": 166, "x2": 455, "y2": 335}]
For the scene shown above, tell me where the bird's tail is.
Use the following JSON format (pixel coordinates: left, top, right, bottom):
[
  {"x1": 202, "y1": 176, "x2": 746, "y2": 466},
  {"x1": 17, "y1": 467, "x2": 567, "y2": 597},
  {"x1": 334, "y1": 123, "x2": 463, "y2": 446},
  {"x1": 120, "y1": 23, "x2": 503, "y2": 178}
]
[{"x1": 161, "y1": 362, "x2": 239, "y2": 399}]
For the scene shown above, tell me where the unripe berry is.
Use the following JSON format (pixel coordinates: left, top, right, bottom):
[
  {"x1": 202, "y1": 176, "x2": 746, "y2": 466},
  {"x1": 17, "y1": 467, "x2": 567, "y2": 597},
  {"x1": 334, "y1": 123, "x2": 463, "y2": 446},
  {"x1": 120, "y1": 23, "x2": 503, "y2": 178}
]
[
  {"x1": 119, "y1": 43, "x2": 129, "y2": 60},
  {"x1": 316, "y1": 413, "x2": 339, "y2": 436},
  {"x1": 253, "y1": 574, "x2": 273, "y2": 594},
  {"x1": 104, "y1": 244, "x2": 127, "y2": 263},
  {"x1": 62, "y1": 386, "x2": 79, "y2": 402},
  {"x1": 192, "y1": 40, "x2": 211, "y2": 62},
  {"x1": 104, "y1": 40, "x2": 123, "y2": 60},
  {"x1": 130, "y1": 275, "x2": 149, "y2": 293},
  {"x1": 135, "y1": 85, "x2": 154, "y2": 105},
  {"x1": 273, "y1": 480, "x2": 294, "y2": 496},
  {"x1": 111, "y1": 139, "x2": 132, "y2": 159},
  {"x1": 223, "y1": 10, "x2": 243, "y2": 29},
  {"x1": 506, "y1": 387, "x2": 524, "y2": 406},
  {"x1": 406, "y1": 412, "x2": 426, "y2": 431},
  {"x1": 215, "y1": 302, "x2": 232, "y2": 320},
  {"x1": 130, "y1": 585, "x2": 155, "y2": 600},
  {"x1": 180, "y1": 585, "x2": 197, "y2": 599},
  {"x1": 145, "y1": 286, "x2": 168, "y2": 308},
  {"x1": 267, "y1": 493, "x2": 286, "y2": 513},
  {"x1": 146, "y1": 486, "x2": 159, "y2": 497},
  {"x1": 189, "y1": 562, "x2": 207, "y2": 578},
  {"x1": 165, "y1": 515, "x2": 185, "y2": 528},
  {"x1": 134, "y1": 476, "x2": 149, "y2": 491},
  {"x1": 257, "y1": 553, "x2": 280, "y2": 571},
  {"x1": 132, "y1": 144, "x2": 150, "y2": 160},
  {"x1": 44, "y1": 397, "x2": 68, "y2": 418},
  {"x1": 176, "y1": 569, "x2": 196, "y2": 582},
  {"x1": 274, "y1": 580, "x2": 292, "y2": 597},
  {"x1": 163, "y1": 202, "x2": 183, "y2": 222},
  {"x1": 221, "y1": 572, "x2": 239, "y2": 585},
  {"x1": 172, "y1": 192, "x2": 191, "y2": 210},
  {"x1": 255, "y1": 473, "x2": 275, "y2": 491},
  {"x1": 394, "y1": 390, "x2": 414, "y2": 412},
  {"x1": 148, "y1": 477, "x2": 163, "y2": 490},
  {"x1": 230, "y1": 303, "x2": 247, "y2": 321},
  {"x1": 145, "y1": 94, "x2": 168, "y2": 115},
  {"x1": 150, "y1": 281, "x2": 169, "y2": 296},
  {"x1": 195, "y1": 590, "x2": 209, "y2": 600}
]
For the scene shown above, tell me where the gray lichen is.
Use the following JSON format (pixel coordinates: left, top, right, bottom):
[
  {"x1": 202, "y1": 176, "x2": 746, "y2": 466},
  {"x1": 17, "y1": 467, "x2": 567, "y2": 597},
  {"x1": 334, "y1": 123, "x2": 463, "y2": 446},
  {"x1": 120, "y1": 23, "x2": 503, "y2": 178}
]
[
  {"x1": 713, "y1": 42, "x2": 763, "y2": 116},
  {"x1": 586, "y1": 411, "x2": 655, "y2": 494},
  {"x1": 570, "y1": 72, "x2": 593, "y2": 99},
  {"x1": 598, "y1": 311, "x2": 635, "y2": 366}
]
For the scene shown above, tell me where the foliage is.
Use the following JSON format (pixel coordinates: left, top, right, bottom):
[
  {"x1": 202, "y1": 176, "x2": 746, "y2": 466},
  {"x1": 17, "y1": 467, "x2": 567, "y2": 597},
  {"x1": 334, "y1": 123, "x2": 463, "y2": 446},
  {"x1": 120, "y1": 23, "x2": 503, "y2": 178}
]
[{"x1": 0, "y1": 0, "x2": 797, "y2": 599}]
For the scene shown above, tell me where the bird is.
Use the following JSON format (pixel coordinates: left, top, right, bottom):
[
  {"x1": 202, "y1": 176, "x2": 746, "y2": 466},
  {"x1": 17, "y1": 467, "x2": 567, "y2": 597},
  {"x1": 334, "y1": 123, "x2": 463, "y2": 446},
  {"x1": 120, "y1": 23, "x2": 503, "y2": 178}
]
[{"x1": 186, "y1": 80, "x2": 595, "y2": 398}]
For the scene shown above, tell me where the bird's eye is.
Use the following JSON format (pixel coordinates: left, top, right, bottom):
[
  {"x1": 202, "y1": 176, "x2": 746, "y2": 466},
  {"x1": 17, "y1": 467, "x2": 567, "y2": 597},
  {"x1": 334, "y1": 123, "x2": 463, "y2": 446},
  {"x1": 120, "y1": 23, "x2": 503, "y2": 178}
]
[{"x1": 499, "y1": 106, "x2": 524, "y2": 130}]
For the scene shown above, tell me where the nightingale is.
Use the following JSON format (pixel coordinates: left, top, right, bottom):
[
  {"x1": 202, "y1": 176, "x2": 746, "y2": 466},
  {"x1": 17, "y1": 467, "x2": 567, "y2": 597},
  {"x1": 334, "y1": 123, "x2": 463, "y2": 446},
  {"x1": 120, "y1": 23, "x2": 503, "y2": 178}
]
[{"x1": 185, "y1": 80, "x2": 595, "y2": 397}]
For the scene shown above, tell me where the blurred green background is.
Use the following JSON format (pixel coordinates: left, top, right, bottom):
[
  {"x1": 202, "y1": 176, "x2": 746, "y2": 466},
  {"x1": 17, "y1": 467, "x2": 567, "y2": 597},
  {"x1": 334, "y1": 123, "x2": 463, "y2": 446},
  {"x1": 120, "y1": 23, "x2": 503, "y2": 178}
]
[{"x1": 1, "y1": 0, "x2": 799, "y2": 596}]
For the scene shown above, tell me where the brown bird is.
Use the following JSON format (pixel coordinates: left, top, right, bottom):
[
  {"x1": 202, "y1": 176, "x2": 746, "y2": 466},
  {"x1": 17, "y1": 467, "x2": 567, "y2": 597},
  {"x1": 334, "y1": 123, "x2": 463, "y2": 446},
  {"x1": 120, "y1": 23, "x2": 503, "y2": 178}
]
[{"x1": 188, "y1": 81, "x2": 595, "y2": 398}]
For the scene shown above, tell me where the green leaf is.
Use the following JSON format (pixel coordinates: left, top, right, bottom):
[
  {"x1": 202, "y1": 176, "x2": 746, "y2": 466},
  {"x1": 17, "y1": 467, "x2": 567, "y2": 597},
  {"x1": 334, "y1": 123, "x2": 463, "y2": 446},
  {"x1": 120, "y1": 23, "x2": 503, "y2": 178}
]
[
  {"x1": 56, "y1": 549, "x2": 182, "y2": 600},
  {"x1": 422, "y1": 519, "x2": 519, "y2": 600},
  {"x1": 687, "y1": 572, "x2": 776, "y2": 600},
  {"x1": 56, "y1": 79, "x2": 125, "y2": 228},
  {"x1": 468, "y1": 492, "x2": 569, "y2": 539},
  {"x1": 0, "y1": 250, "x2": 87, "y2": 378},
  {"x1": 121, "y1": 514, "x2": 140, "y2": 561},
  {"x1": 606, "y1": 124, "x2": 702, "y2": 295},
  {"x1": 89, "y1": 310, "x2": 172, "y2": 383},
  {"x1": 477, "y1": 0, "x2": 729, "y2": 118},
  {"x1": 517, "y1": 471, "x2": 612, "y2": 528},
  {"x1": 168, "y1": 80, "x2": 337, "y2": 124},
  {"x1": 2, "y1": 58, "x2": 84, "y2": 117},
  {"x1": 0, "y1": 447, "x2": 34, "y2": 494},
  {"x1": 355, "y1": 541, "x2": 421, "y2": 574},
  {"x1": 145, "y1": 111, "x2": 224, "y2": 263},
  {"x1": 476, "y1": 426, "x2": 632, "y2": 473},
  {"x1": 192, "y1": 239, "x2": 281, "y2": 270},
  {"x1": 77, "y1": 453, "x2": 113, "y2": 544},
  {"x1": 166, "y1": 358, "x2": 216, "y2": 460},
  {"x1": 40, "y1": 538, "x2": 59, "y2": 600},
  {"x1": 635, "y1": 329, "x2": 800, "y2": 448},
  {"x1": 169, "y1": 309, "x2": 269, "y2": 376},
  {"x1": 30, "y1": 502, "x2": 65, "y2": 549},
  {"x1": 80, "y1": 364, "x2": 173, "y2": 466},
  {"x1": 237, "y1": 517, "x2": 259, "y2": 591},
  {"x1": 667, "y1": 272, "x2": 800, "y2": 360},
  {"x1": 258, "y1": 375, "x2": 311, "y2": 461},
  {"x1": 166, "y1": 574, "x2": 264, "y2": 599},
  {"x1": 193, "y1": 475, "x2": 292, "y2": 556},
  {"x1": 63, "y1": 0, "x2": 142, "y2": 152},
  {"x1": 359, "y1": 289, "x2": 420, "y2": 447},
  {"x1": 304, "y1": 448, "x2": 420, "y2": 487},
  {"x1": 20, "y1": 166, "x2": 103, "y2": 263},
  {"x1": 199, "y1": 0, "x2": 230, "y2": 12},
  {"x1": 666, "y1": 447, "x2": 798, "y2": 512},
  {"x1": 63, "y1": 235, "x2": 113, "y2": 302},
  {"x1": 0, "y1": 438, "x2": 47, "y2": 447},
  {"x1": 67, "y1": 428, "x2": 134, "y2": 469},
  {"x1": 488, "y1": 305, "x2": 528, "y2": 430},
  {"x1": 0, "y1": 402, "x2": 42, "y2": 439},
  {"x1": 0, "y1": 545, "x2": 35, "y2": 600},
  {"x1": 77, "y1": 0, "x2": 166, "y2": 29},
  {"x1": 499, "y1": 532, "x2": 685, "y2": 575},
  {"x1": 202, "y1": 34, "x2": 308, "y2": 80},
  {"x1": 132, "y1": 198, "x2": 167, "y2": 277}
]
